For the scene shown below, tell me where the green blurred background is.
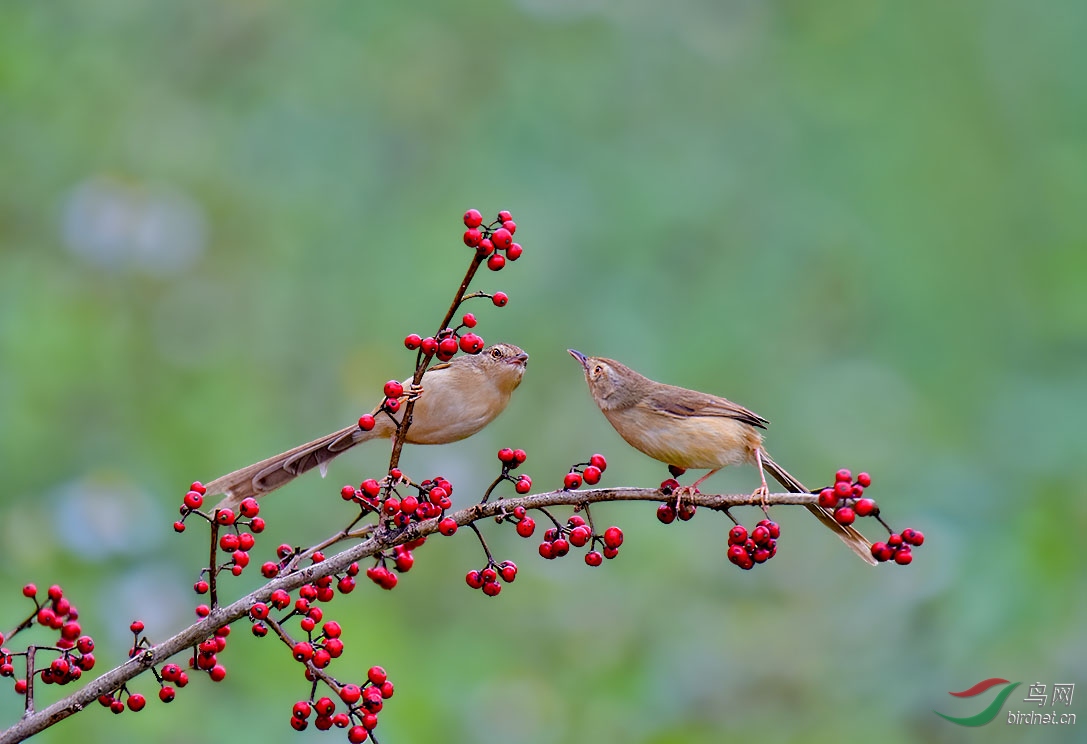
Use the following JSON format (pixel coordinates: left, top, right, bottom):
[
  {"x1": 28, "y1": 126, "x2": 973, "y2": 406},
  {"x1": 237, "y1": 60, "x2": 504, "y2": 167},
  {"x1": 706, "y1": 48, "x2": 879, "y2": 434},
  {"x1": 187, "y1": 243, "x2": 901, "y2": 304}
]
[{"x1": 2, "y1": 1, "x2": 1085, "y2": 742}]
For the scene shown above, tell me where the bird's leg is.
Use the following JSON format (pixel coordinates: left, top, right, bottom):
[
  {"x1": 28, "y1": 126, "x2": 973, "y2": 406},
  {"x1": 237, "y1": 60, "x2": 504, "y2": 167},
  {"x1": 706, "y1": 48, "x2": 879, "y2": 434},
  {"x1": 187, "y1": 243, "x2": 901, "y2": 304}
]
[
  {"x1": 752, "y1": 448, "x2": 770, "y2": 512},
  {"x1": 672, "y1": 468, "x2": 720, "y2": 512},
  {"x1": 406, "y1": 382, "x2": 424, "y2": 403}
]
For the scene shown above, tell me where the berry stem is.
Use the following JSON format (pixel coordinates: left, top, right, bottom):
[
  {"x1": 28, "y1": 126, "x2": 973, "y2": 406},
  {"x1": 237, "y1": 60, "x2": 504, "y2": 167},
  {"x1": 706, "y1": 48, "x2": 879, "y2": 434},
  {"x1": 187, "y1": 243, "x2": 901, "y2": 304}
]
[
  {"x1": 479, "y1": 474, "x2": 505, "y2": 505},
  {"x1": 467, "y1": 523, "x2": 495, "y2": 564},
  {"x1": 208, "y1": 519, "x2": 220, "y2": 610}
]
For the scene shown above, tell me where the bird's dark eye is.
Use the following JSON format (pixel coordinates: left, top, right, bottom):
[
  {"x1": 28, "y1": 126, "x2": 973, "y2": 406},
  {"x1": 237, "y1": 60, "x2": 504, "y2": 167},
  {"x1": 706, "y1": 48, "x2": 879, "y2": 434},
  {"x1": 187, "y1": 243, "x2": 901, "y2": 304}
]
[
  {"x1": 491, "y1": 347, "x2": 503, "y2": 359},
  {"x1": 593, "y1": 365, "x2": 603, "y2": 376}
]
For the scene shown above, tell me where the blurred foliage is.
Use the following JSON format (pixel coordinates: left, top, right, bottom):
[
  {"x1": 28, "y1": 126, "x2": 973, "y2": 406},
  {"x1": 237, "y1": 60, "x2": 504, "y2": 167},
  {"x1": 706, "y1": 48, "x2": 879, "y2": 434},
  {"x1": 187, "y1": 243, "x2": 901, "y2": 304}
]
[{"x1": 2, "y1": 1, "x2": 1085, "y2": 742}]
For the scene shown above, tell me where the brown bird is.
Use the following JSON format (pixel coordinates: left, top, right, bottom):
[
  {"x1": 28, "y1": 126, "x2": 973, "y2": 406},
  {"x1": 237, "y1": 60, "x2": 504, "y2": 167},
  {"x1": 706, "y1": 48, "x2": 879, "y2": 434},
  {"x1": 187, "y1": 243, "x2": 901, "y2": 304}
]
[
  {"x1": 206, "y1": 343, "x2": 529, "y2": 512},
  {"x1": 568, "y1": 350, "x2": 876, "y2": 565}
]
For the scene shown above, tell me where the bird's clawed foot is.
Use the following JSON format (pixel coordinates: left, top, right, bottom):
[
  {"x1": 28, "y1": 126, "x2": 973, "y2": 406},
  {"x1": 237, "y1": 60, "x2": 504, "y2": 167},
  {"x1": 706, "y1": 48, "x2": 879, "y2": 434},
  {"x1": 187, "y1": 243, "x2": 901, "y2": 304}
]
[{"x1": 407, "y1": 383, "x2": 424, "y2": 403}]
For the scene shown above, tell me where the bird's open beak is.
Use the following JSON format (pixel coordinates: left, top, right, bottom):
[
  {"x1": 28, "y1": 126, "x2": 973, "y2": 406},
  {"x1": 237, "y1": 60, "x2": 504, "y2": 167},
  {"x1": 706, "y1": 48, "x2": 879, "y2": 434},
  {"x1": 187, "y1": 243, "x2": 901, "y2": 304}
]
[{"x1": 567, "y1": 349, "x2": 589, "y2": 370}]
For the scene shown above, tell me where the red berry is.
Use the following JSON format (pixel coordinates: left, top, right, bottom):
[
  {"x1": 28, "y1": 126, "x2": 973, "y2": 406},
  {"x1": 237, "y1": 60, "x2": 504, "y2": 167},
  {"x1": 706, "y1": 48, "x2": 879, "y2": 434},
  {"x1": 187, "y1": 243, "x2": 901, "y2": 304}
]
[
  {"x1": 503, "y1": 220, "x2": 517, "y2": 234},
  {"x1": 420, "y1": 336, "x2": 438, "y2": 355},
  {"x1": 818, "y1": 488, "x2": 838, "y2": 508},
  {"x1": 499, "y1": 562, "x2": 517, "y2": 582},
  {"x1": 476, "y1": 237, "x2": 495, "y2": 256},
  {"x1": 569, "y1": 525, "x2": 592, "y2": 547},
  {"x1": 239, "y1": 497, "x2": 259, "y2": 518},
  {"x1": 835, "y1": 468, "x2": 852, "y2": 483},
  {"x1": 563, "y1": 472, "x2": 582, "y2": 489},
  {"x1": 159, "y1": 686, "x2": 175, "y2": 703},
  {"x1": 358, "y1": 414, "x2": 376, "y2": 431},
  {"x1": 183, "y1": 490, "x2": 204, "y2": 510},
  {"x1": 404, "y1": 333, "x2": 422, "y2": 349},
  {"x1": 585, "y1": 551, "x2": 603, "y2": 567},
  {"x1": 438, "y1": 337, "x2": 458, "y2": 357},
  {"x1": 854, "y1": 498, "x2": 877, "y2": 516},
  {"x1": 482, "y1": 581, "x2": 502, "y2": 596},
  {"x1": 459, "y1": 333, "x2": 485, "y2": 354},
  {"x1": 438, "y1": 517, "x2": 458, "y2": 536},
  {"x1": 383, "y1": 380, "x2": 404, "y2": 399},
  {"x1": 887, "y1": 533, "x2": 904, "y2": 547},
  {"x1": 583, "y1": 465, "x2": 602, "y2": 484},
  {"x1": 728, "y1": 525, "x2": 748, "y2": 545},
  {"x1": 383, "y1": 397, "x2": 400, "y2": 413},
  {"x1": 834, "y1": 507, "x2": 856, "y2": 525},
  {"x1": 602, "y1": 546, "x2": 619, "y2": 560},
  {"x1": 512, "y1": 448, "x2": 527, "y2": 464},
  {"x1": 514, "y1": 476, "x2": 532, "y2": 494},
  {"x1": 463, "y1": 209, "x2": 483, "y2": 228},
  {"x1": 567, "y1": 515, "x2": 586, "y2": 527},
  {"x1": 678, "y1": 502, "x2": 697, "y2": 521},
  {"x1": 589, "y1": 454, "x2": 607, "y2": 471},
  {"x1": 833, "y1": 481, "x2": 852, "y2": 498},
  {"x1": 902, "y1": 528, "x2": 924, "y2": 546},
  {"x1": 870, "y1": 542, "x2": 894, "y2": 562},
  {"x1": 498, "y1": 210, "x2": 513, "y2": 221},
  {"x1": 492, "y1": 291, "x2": 509, "y2": 307},
  {"x1": 656, "y1": 503, "x2": 676, "y2": 524},
  {"x1": 893, "y1": 547, "x2": 913, "y2": 565},
  {"x1": 173, "y1": 521, "x2": 186, "y2": 532},
  {"x1": 487, "y1": 254, "x2": 506, "y2": 271},
  {"x1": 516, "y1": 517, "x2": 536, "y2": 537},
  {"x1": 463, "y1": 228, "x2": 482, "y2": 247},
  {"x1": 129, "y1": 620, "x2": 144, "y2": 634},
  {"x1": 538, "y1": 541, "x2": 554, "y2": 559},
  {"x1": 190, "y1": 481, "x2": 207, "y2": 495},
  {"x1": 367, "y1": 666, "x2": 387, "y2": 686},
  {"x1": 465, "y1": 570, "x2": 484, "y2": 589},
  {"x1": 856, "y1": 472, "x2": 872, "y2": 488},
  {"x1": 603, "y1": 526, "x2": 624, "y2": 549},
  {"x1": 506, "y1": 243, "x2": 523, "y2": 260},
  {"x1": 340, "y1": 684, "x2": 362, "y2": 704},
  {"x1": 22, "y1": 584, "x2": 37, "y2": 598},
  {"x1": 348, "y1": 726, "x2": 369, "y2": 742},
  {"x1": 491, "y1": 228, "x2": 513, "y2": 250},
  {"x1": 292, "y1": 642, "x2": 314, "y2": 662},
  {"x1": 752, "y1": 525, "x2": 771, "y2": 546}
]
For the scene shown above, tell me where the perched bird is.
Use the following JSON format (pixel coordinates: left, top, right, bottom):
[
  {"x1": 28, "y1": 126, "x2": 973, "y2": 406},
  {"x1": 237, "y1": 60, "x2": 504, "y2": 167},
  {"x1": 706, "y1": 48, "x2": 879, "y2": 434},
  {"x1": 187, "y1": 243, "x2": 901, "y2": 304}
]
[
  {"x1": 568, "y1": 350, "x2": 876, "y2": 565},
  {"x1": 206, "y1": 343, "x2": 529, "y2": 512}
]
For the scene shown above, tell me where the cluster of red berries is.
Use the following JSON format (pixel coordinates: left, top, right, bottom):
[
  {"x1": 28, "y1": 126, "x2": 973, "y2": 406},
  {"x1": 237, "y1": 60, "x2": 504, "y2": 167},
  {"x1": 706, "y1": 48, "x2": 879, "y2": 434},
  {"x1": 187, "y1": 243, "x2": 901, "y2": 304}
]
[
  {"x1": 184, "y1": 622, "x2": 231, "y2": 683},
  {"x1": 538, "y1": 515, "x2": 624, "y2": 566},
  {"x1": 403, "y1": 315, "x2": 498, "y2": 364},
  {"x1": 725, "y1": 520, "x2": 781, "y2": 570},
  {"x1": 465, "y1": 560, "x2": 518, "y2": 597},
  {"x1": 341, "y1": 472, "x2": 454, "y2": 531},
  {"x1": 495, "y1": 447, "x2": 532, "y2": 494},
  {"x1": 365, "y1": 536, "x2": 426, "y2": 591},
  {"x1": 561, "y1": 453, "x2": 607, "y2": 490},
  {"x1": 1, "y1": 584, "x2": 95, "y2": 695},
  {"x1": 817, "y1": 469, "x2": 876, "y2": 526},
  {"x1": 462, "y1": 208, "x2": 522, "y2": 272},
  {"x1": 175, "y1": 482, "x2": 266, "y2": 580},
  {"x1": 870, "y1": 529, "x2": 924, "y2": 565},
  {"x1": 816, "y1": 468, "x2": 923, "y2": 565},
  {"x1": 655, "y1": 479, "x2": 698, "y2": 523},
  {"x1": 289, "y1": 666, "x2": 394, "y2": 741}
]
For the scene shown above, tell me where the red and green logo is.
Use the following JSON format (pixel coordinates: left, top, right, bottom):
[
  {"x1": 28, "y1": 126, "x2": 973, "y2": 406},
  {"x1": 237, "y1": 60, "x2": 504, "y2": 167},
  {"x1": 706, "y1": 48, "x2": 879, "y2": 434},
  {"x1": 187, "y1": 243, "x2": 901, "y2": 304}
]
[{"x1": 935, "y1": 678, "x2": 1021, "y2": 726}]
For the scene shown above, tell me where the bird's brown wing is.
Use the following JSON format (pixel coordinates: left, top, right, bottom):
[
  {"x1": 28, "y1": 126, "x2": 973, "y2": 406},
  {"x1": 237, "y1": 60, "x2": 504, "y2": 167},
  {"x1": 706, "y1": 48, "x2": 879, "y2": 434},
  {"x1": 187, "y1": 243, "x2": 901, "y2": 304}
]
[{"x1": 645, "y1": 385, "x2": 769, "y2": 430}]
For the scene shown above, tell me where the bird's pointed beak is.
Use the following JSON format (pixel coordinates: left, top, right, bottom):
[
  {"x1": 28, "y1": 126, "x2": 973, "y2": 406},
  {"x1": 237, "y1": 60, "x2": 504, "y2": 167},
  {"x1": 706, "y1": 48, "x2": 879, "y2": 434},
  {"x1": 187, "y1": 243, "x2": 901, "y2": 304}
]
[
  {"x1": 512, "y1": 352, "x2": 529, "y2": 365},
  {"x1": 567, "y1": 349, "x2": 589, "y2": 370}
]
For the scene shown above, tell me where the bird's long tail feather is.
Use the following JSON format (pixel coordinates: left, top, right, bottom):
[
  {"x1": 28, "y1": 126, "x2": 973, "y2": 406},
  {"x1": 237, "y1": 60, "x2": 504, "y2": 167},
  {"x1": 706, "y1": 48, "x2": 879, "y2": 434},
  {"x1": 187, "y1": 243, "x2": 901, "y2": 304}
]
[
  {"x1": 759, "y1": 450, "x2": 877, "y2": 566},
  {"x1": 206, "y1": 424, "x2": 376, "y2": 512}
]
